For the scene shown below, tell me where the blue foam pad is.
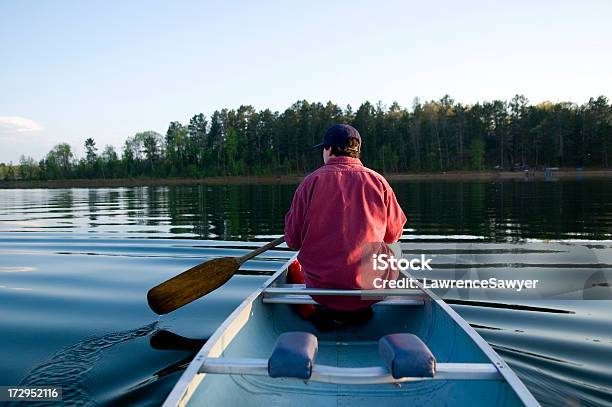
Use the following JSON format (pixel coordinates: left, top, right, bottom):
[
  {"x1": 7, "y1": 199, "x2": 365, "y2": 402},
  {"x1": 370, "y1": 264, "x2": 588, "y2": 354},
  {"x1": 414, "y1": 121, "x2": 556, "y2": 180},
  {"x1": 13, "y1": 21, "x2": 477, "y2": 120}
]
[
  {"x1": 379, "y1": 333, "x2": 436, "y2": 379},
  {"x1": 268, "y1": 332, "x2": 318, "y2": 379}
]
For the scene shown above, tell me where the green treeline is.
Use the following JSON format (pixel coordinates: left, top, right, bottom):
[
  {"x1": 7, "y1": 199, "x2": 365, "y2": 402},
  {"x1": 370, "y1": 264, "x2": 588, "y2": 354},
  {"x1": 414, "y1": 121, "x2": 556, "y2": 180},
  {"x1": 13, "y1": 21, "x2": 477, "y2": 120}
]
[{"x1": 3, "y1": 95, "x2": 612, "y2": 181}]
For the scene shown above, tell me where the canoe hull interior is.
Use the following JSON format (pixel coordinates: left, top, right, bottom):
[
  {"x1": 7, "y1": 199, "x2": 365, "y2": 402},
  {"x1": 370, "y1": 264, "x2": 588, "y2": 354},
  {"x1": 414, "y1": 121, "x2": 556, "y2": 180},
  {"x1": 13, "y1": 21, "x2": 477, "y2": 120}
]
[{"x1": 169, "y1": 263, "x2": 536, "y2": 406}]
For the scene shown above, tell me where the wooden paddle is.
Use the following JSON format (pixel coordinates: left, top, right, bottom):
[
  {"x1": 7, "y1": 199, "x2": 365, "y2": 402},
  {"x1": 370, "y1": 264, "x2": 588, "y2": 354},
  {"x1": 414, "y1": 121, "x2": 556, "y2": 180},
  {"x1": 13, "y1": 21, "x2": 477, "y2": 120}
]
[{"x1": 147, "y1": 236, "x2": 285, "y2": 315}]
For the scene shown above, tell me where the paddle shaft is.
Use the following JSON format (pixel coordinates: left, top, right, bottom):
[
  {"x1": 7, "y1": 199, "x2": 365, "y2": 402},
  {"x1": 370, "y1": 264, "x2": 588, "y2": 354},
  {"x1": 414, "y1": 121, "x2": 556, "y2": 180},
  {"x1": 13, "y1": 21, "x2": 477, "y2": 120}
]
[{"x1": 237, "y1": 236, "x2": 286, "y2": 265}]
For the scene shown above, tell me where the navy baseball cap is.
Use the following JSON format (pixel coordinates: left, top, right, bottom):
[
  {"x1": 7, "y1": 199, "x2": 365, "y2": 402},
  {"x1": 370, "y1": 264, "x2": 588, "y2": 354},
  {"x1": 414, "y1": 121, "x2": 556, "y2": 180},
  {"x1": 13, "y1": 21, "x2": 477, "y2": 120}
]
[{"x1": 312, "y1": 124, "x2": 362, "y2": 149}]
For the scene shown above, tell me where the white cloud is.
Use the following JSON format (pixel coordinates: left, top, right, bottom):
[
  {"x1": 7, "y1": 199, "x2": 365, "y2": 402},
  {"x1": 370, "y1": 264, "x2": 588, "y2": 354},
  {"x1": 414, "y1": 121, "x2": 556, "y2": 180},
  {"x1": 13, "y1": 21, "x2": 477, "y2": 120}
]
[{"x1": 0, "y1": 116, "x2": 43, "y2": 136}]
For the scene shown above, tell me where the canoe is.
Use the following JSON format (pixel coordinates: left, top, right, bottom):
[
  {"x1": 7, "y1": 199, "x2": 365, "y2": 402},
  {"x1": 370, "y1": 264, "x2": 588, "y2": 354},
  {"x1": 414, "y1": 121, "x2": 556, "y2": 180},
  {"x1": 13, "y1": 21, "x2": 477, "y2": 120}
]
[{"x1": 163, "y1": 253, "x2": 540, "y2": 406}]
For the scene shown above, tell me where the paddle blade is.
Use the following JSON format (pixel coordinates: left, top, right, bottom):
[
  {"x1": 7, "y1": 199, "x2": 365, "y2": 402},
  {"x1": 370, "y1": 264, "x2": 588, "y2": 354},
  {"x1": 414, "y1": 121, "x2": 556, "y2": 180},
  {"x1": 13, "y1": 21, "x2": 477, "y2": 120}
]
[{"x1": 147, "y1": 257, "x2": 240, "y2": 315}]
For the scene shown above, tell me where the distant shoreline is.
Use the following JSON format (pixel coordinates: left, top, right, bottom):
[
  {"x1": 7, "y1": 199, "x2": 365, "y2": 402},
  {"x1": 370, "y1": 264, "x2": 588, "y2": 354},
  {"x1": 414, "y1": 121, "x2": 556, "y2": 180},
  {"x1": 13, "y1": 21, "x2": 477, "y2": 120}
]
[{"x1": 1, "y1": 169, "x2": 611, "y2": 189}]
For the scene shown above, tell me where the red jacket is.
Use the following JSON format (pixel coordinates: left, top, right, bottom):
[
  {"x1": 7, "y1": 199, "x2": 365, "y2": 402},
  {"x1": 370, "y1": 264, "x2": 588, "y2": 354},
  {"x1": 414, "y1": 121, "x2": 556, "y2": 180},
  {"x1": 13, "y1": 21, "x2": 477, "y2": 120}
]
[{"x1": 284, "y1": 156, "x2": 406, "y2": 310}]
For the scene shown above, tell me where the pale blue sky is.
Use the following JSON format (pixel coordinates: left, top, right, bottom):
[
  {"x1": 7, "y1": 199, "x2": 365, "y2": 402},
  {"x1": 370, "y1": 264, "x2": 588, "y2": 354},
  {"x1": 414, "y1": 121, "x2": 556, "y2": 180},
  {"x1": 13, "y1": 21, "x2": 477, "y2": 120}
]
[{"x1": 1, "y1": 0, "x2": 611, "y2": 163}]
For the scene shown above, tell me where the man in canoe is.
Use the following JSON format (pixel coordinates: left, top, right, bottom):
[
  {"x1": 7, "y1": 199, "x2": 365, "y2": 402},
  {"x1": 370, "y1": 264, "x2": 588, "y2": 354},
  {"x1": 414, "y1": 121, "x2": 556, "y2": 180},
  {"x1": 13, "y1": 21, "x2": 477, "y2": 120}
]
[{"x1": 284, "y1": 124, "x2": 407, "y2": 330}]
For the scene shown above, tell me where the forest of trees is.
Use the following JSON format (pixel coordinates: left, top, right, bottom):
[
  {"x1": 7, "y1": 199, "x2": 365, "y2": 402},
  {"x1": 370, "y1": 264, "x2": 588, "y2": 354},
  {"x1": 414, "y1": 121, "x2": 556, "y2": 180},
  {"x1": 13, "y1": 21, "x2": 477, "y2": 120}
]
[{"x1": 2, "y1": 95, "x2": 611, "y2": 181}]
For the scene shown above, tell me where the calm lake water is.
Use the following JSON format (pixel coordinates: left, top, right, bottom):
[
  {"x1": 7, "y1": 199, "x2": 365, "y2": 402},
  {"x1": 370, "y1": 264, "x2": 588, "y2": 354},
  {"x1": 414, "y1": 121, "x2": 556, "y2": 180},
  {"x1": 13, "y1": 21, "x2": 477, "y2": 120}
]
[{"x1": 1, "y1": 180, "x2": 611, "y2": 406}]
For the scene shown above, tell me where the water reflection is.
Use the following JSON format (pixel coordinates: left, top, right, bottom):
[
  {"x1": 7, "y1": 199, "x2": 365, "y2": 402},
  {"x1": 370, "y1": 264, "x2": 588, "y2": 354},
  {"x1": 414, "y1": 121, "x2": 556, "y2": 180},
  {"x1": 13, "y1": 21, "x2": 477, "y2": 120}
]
[
  {"x1": 8, "y1": 322, "x2": 159, "y2": 407},
  {"x1": 2, "y1": 180, "x2": 612, "y2": 241},
  {"x1": 392, "y1": 180, "x2": 612, "y2": 241}
]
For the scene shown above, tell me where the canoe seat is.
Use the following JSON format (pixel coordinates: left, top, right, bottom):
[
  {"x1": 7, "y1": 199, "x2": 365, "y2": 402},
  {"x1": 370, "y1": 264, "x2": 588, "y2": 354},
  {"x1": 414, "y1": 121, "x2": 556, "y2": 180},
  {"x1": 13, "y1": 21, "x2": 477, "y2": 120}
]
[
  {"x1": 263, "y1": 294, "x2": 426, "y2": 306},
  {"x1": 379, "y1": 334, "x2": 436, "y2": 379},
  {"x1": 200, "y1": 333, "x2": 500, "y2": 384},
  {"x1": 268, "y1": 332, "x2": 318, "y2": 379},
  {"x1": 200, "y1": 358, "x2": 501, "y2": 384},
  {"x1": 262, "y1": 285, "x2": 428, "y2": 306},
  {"x1": 264, "y1": 284, "x2": 426, "y2": 297}
]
